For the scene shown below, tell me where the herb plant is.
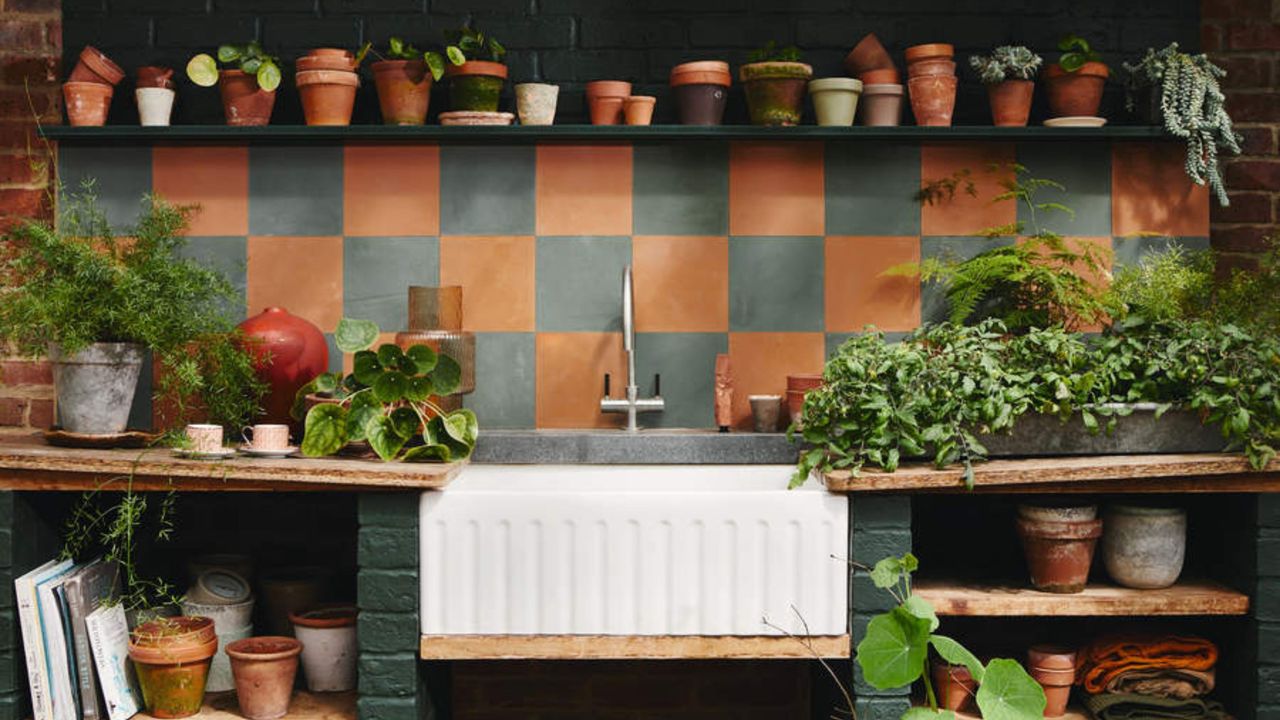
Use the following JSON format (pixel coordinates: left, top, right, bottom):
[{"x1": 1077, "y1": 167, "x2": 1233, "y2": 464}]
[
  {"x1": 445, "y1": 24, "x2": 505, "y2": 64},
  {"x1": 381, "y1": 36, "x2": 467, "y2": 81},
  {"x1": 1056, "y1": 34, "x2": 1102, "y2": 72},
  {"x1": 295, "y1": 318, "x2": 478, "y2": 462},
  {"x1": 186, "y1": 40, "x2": 282, "y2": 91},
  {"x1": 970, "y1": 46, "x2": 1042, "y2": 84},
  {"x1": 748, "y1": 40, "x2": 803, "y2": 63}
]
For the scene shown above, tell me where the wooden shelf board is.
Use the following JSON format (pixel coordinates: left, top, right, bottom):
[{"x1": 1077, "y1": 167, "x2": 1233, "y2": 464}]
[
  {"x1": 914, "y1": 579, "x2": 1249, "y2": 617},
  {"x1": 420, "y1": 634, "x2": 850, "y2": 660},
  {"x1": 137, "y1": 691, "x2": 354, "y2": 720},
  {"x1": 823, "y1": 453, "x2": 1280, "y2": 494},
  {"x1": 0, "y1": 436, "x2": 461, "y2": 492}
]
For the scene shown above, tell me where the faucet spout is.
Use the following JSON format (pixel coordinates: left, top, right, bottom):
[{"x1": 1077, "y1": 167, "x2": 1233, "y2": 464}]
[{"x1": 601, "y1": 264, "x2": 664, "y2": 431}]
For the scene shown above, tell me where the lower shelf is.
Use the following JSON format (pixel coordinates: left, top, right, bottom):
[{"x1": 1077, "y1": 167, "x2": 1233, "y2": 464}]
[
  {"x1": 914, "y1": 579, "x2": 1250, "y2": 617},
  {"x1": 136, "y1": 691, "x2": 355, "y2": 720},
  {"x1": 419, "y1": 634, "x2": 851, "y2": 659}
]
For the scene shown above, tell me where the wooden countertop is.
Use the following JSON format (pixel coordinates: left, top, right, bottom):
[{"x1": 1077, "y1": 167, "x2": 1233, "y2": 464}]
[
  {"x1": 914, "y1": 579, "x2": 1249, "y2": 617},
  {"x1": 0, "y1": 435, "x2": 462, "y2": 492}
]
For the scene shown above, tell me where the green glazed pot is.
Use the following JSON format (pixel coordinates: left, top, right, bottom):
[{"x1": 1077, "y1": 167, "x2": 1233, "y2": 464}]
[
  {"x1": 445, "y1": 60, "x2": 508, "y2": 113},
  {"x1": 740, "y1": 61, "x2": 813, "y2": 126}
]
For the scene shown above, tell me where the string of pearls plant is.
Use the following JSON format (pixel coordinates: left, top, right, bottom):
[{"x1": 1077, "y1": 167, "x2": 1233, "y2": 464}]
[{"x1": 1124, "y1": 42, "x2": 1240, "y2": 206}]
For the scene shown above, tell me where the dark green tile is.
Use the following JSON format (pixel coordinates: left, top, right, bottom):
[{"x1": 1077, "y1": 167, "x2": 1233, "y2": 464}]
[
  {"x1": 825, "y1": 143, "x2": 921, "y2": 236},
  {"x1": 920, "y1": 236, "x2": 1015, "y2": 324},
  {"x1": 175, "y1": 236, "x2": 247, "y2": 321},
  {"x1": 825, "y1": 331, "x2": 908, "y2": 358},
  {"x1": 634, "y1": 332, "x2": 728, "y2": 429},
  {"x1": 465, "y1": 333, "x2": 534, "y2": 429},
  {"x1": 1016, "y1": 142, "x2": 1111, "y2": 237},
  {"x1": 633, "y1": 143, "x2": 728, "y2": 236},
  {"x1": 536, "y1": 236, "x2": 631, "y2": 332},
  {"x1": 440, "y1": 146, "x2": 535, "y2": 235},
  {"x1": 126, "y1": 349, "x2": 152, "y2": 431},
  {"x1": 729, "y1": 236, "x2": 823, "y2": 332},
  {"x1": 343, "y1": 236, "x2": 439, "y2": 331},
  {"x1": 249, "y1": 146, "x2": 343, "y2": 236},
  {"x1": 1113, "y1": 235, "x2": 1210, "y2": 267},
  {"x1": 58, "y1": 146, "x2": 152, "y2": 231}
]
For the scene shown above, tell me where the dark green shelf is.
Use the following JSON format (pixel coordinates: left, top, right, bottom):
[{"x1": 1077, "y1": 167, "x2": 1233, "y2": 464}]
[{"x1": 41, "y1": 124, "x2": 1169, "y2": 144}]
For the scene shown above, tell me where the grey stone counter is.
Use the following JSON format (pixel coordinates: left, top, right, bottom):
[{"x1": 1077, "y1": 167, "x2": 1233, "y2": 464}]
[{"x1": 472, "y1": 430, "x2": 801, "y2": 465}]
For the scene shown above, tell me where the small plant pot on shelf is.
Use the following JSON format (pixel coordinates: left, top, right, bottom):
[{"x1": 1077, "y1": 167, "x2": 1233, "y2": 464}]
[
  {"x1": 844, "y1": 33, "x2": 894, "y2": 77},
  {"x1": 908, "y1": 74, "x2": 958, "y2": 127},
  {"x1": 218, "y1": 70, "x2": 276, "y2": 126},
  {"x1": 128, "y1": 616, "x2": 218, "y2": 719},
  {"x1": 137, "y1": 65, "x2": 175, "y2": 89},
  {"x1": 1016, "y1": 504, "x2": 1102, "y2": 594},
  {"x1": 296, "y1": 48, "x2": 356, "y2": 73},
  {"x1": 907, "y1": 59, "x2": 956, "y2": 79},
  {"x1": 136, "y1": 87, "x2": 175, "y2": 126},
  {"x1": 988, "y1": 79, "x2": 1034, "y2": 127},
  {"x1": 49, "y1": 342, "x2": 144, "y2": 433},
  {"x1": 1102, "y1": 505, "x2": 1186, "y2": 589},
  {"x1": 624, "y1": 95, "x2": 656, "y2": 125},
  {"x1": 444, "y1": 60, "x2": 508, "y2": 113},
  {"x1": 225, "y1": 637, "x2": 302, "y2": 720},
  {"x1": 740, "y1": 61, "x2": 813, "y2": 126},
  {"x1": 63, "y1": 82, "x2": 114, "y2": 127},
  {"x1": 809, "y1": 77, "x2": 861, "y2": 126},
  {"x1": 905, "y1": 43, "x2": 955, "y2": 66},
  {"x1": 931, "y1": 660, "x2": 977, "y2": 713},
  {"x1": 670, "y1": 62, "x2": 731, "y2": 125},
  {"x1": 1044, "y1": 61, "x2": 1109, "y2": 118},
  {"x1": 69, "y1": 45, "x2": 124, "y2": 86},
  {"x1": 296, "y1": 69, "x2": 359, "y2": 126},
  {"x1": 586, "y1": 80, "x2": 631, "y2": 125},
  {"x1": 859, "y1": 68, "x2": 900, "y2": 84},
  {"x1": 515, "y1": 83, "x2": 558, "y2": 126},
  {"x1": 372, "y1": 60, "x2": 431, "y2": 125},
  {"x1": 1027, "y1": 645, "x2": 1077, "y2": 718},
  {"x1": 290, "y1": 606, "x2": 358, "y2": 692},
  {"x1": 860, "y1": 83, "x2": 904, "y2": 126}
]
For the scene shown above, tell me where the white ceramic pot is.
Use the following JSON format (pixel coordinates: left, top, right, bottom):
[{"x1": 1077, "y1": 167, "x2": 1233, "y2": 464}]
[
  {"x1": 204, "y1": 624, "x2": 252, "y2": 693},
  {"x1": 291, "y1": 606, "x2": 358, "y2": 692},
  {"x1": 515, "y1": 83, "x2": 558, "y2": 126},
  {"x1": 809, "y1": 77, "x2": 862, "y2": 127},
  {"x1": 135, "y1": 87, "x2": 175, "y2": 126},
  {"x1": 182, "y1": 596, "x2": 254, "y2": 633}
]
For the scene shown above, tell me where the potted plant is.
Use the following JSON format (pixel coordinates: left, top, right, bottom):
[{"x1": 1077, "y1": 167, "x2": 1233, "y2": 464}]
[
  {"x1": 294, "y1": 318, "x2": 478, "y2": 462},
  {"x1": 64, "y1": 46, "x2": 124, "y2": 126},
  {"x1": 442, "y1": 24, "x2": 506, "y2": 113},
  {"x1": 185, "y1": 42, "x2": 282, "y2": 126},
  {"x1": 1123, "y1": 42, "x2": 1241, "y2": 206},
  {"x1": 1043, "y1": 34, "x2": 1109, "y2": 118},
  {"x1": 296, "y1": 43, "x2": 369, "y2": 126},
  {"x1": 740, "y1": 41, "x2": 813, "y2": 126},
  {"x1": 225, "y1": 636, "x2": 303, "y2": 720},
  {"x1": 369, "y1": 37, "x2": 462, "y2": 125},
  {"x1": 129, "y1": 616, "x2": 219, "y2": 718},
  {"x1": 905, "y1": 43, "x2": 957, "y2": 126},
  {"x1": 970, "y1": 45, "x2": 1042, "y2": 127}
]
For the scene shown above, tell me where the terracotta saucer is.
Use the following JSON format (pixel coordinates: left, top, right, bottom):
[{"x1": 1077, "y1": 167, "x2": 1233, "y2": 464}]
[
  {"x1": 1044, "y1": 116, "x2": 1107, "y2": 127},
  {"x1": 43, "y1": 427, "x2": 160, "y2": 449},
  {"x1": 439, "y1": 111, "x2": 515, "y2": 126}
]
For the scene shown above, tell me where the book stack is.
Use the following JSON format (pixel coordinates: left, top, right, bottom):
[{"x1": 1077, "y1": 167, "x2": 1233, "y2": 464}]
[{"x1": 15, "y1": 559, "x2": 140, "y2": 720}]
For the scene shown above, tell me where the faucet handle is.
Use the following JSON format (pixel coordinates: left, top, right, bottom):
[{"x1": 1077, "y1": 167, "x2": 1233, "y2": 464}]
[{"x1": 603, "y1": 372, "x2": 611, "y2": 398}]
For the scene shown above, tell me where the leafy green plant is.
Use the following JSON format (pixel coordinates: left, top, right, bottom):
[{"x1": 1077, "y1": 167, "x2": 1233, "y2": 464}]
[
  {"x1": 186, "y1": 40, "x2": 282, "y2": 91},
  {"x1": 294, "y1": 318, "x2": 477, "y2": 462},
  {"x1": 748, "y1": 40, "x2": 803, "y2": 63},
  {"x1": 857, "y1": 554, "x2": 1046, "y2": 720},
  {"x1": 379, "y1": 36, "x2": 467, "y2": 81},
  {"x1": 445, "y1": 24, "x2": 505, "y2": 64},
  {"x1": 970, "y1": 46, "x2": 1042, "y2": 84},
  {"x1": 1056, "y1": 34, "x2": 1102, "y2": 72}
]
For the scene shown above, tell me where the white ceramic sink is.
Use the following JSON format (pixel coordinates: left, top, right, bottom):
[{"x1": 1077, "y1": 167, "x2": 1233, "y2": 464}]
[{"x1": 419, "y1": 465, "x2": 848, "y2": 636}]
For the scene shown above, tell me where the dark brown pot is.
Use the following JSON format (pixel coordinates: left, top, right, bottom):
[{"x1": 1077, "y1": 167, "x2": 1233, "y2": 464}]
[
  {"x1": 671, "y1": 61, "x2": 730, "y2": 125},
  {"x1": 1028, "y1": 645, "x2": 1077, "y2": 718},
  {"x1": 988, "y1": 79, "x2": 1034, "y2": 127},
  {"x1": 218, "y1": 70, "x2": 276, "y2": 126},
  {"x1": 1043, "y1": 62, "x2": 1109, "y2": 118},
  {"x1": 931, "y1": 661, "x2": 977, "y2": 713},
  {"x1": 296, "y1": 69, "x2": 358, "y2": 126},
  {"x1": 63, "y1": 81, "x2": 113, "y2": 126},
  {"x1": 69, "y1": 45, "x2": 124, "y2": 86},
  {"x1": 137, "y1": 65, "x2": 175, "y2": 89},
  {"x1": 908, "y1": 74, "x2": 957, "y2": 127},
  {"x1": 740, "y1": 61, "x2": 813, "y2": 126},
  {"x1": 1016, "y1": 516, "x2": 1102, "y2": 593},
  {"x1": 225, "y1": 637, "x2": 302, "y2": 720},
  {"x1": 372, "y1": 60, "x2": 431, "y2": 125}
]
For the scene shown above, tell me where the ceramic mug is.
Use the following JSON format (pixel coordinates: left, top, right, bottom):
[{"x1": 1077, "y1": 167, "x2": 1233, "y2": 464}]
[
  {"x1": 243, "y1": 423, "x2": 290, "y2": 451},
  {"x1": 186, "y1": 423, "x2": 224, "y2": 454}
]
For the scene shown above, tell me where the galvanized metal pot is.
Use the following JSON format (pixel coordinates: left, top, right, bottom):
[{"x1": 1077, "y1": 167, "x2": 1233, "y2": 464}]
[{"x1": 48, "y1": 342, "x2": 144, "y2": 434}]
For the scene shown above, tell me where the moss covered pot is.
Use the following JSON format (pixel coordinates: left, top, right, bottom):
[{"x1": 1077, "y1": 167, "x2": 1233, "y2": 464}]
[
  {"x1": 444, "y1": 60, "x2": 508, "y2": 113},
  {"x1": 128, "y1": 616, "x2": 218, "y2": 719},
  {"x1": 740, "y1": 61, "x2": 813, "y2": 126}
]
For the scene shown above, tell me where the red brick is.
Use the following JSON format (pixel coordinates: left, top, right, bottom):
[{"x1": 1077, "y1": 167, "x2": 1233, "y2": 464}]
[
  {"x1": 1236, "y1": 125, "x2": 1277, "y2": 155},
  {"x1": 1226, "y1": 91, "x2": 1280, "y2": 122},
  {"x1": 1, "y1": 57, "x2": 58, "y2": 86},
  {"x1": 5, "y1": 0, "x2": 61, "y2": 12},
  {"x1": 1212, "y1": 191, "x2": 1275, "y2": 223},
  {"x1": 0, "y1": 154, "x2": 45, "y2": 185},
  {"x1": 1216, "y1": 251, "x2": 1261, "y2": 276},
  {"x1": 0, "y1": 188, "x2": 49, "y2": 217},
  {"x1": 44, "y1": 20, "x2": 59, "y2": 48},
  {"x1": 1225, "y1": 159, "x2": 1280, "y2": 189},
  {"x1": 26, "y1": 398, "x2": 52, "y2": 428},
  {"x1": 0, "y1": 20, "x2": 44, "y2": 52},
  {"x1": 1228, "y1": 23, "x2": 1280, "y2": 50},
  {"x1": 1215, "y1": 55, "x2": 1272, "y2": 88},
  {"x1": 0, "y1": 360, "x2": 52, "y2": 386},
  {"x1": 1203, "y1": 23, "x2": 1224, "y2": 53},
  {"x1": 1203, "y1": 0, "x2": 1274, "y2": 18},
  {"x1": 0, "y1": 397, "x2": 26, "y2": 426},
  {"x1": 1212, "y1": 224, "x2": 1274, "y2": 253}
]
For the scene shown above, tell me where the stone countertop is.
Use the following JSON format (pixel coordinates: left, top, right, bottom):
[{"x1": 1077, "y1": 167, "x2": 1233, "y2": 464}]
[{"x1": 471, "y1": 430, "x2": 801, "y2": 465}]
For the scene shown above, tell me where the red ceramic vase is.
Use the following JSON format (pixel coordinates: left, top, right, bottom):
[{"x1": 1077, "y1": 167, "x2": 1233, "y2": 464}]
[{"x1": 237, "y1": 307, "x2": 329, "y2": 427}]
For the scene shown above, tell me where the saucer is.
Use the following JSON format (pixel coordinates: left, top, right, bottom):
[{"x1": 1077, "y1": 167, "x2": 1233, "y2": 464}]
[
  {"x1": 172, "y1": 447, "x2": 237, "y2": 460},
  {"x1": 237, "y1": 445, "x2": 299, "y2": 459},
  {"x1": 1044, "y1": 116, "x2": 1107, "y2": 127}
]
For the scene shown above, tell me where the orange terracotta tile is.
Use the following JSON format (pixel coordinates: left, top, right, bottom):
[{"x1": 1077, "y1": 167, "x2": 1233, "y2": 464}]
[
  {"x1": 152, "y1": 146, "x2": 248, "y2": 236},
  {"x1": 1020, "y1": 235, "x2": 1113, "y2": 332},
  {"x1": 727, "y1": 332, "x2": 826, "y2": 430},
  {"x1": 729, "y1": 141, "x2": 824, "y2": 236},
  {"x1": 535, "y1": 332, "x2": 626, "y2": 429},
  {"x1": 632, "y1": 235, "x2": 729, "y2": 332},
  {"x1": 438, "y1": 235, "x2": 536, "y2": 332},
  {"x1": 920, "y1": 143, "x2": 1017, "y2": 236},
  {"x1": 343, "y1": 144, "x2": 440, "y2": 236},
  {"x1": 246, "y1": 236, "x2": 344, "y2": 332},
  {"x1": 535, "y1": 145, "x2": 632, "y2": 235},
  {"x1": 825, "y1": 236, "x2": 920, "y2": 332},
  {"x1": 1112, "y1": 141, "x2": 1210, "y2": 237}
]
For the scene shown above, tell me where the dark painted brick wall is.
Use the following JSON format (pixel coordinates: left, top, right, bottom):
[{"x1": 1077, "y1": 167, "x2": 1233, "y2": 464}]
[{"x1": 63, "y1": 0, "x2": 1199, "y2": 124}]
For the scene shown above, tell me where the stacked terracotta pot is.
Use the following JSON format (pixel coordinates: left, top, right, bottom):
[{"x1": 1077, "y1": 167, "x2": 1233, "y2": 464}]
[
  {"x1": 586, "y1": 80, "x2": 631, "y2": 125},
  {"x1": 843, "y1": 34, "x2": 903, "y2": 126},
  {"x1": 1028, "y1": 645, "x2": 1078, "y2": 718},
  {"x1": 296, "y1": 48, "x2": 359, "y2": 126},
  {"x1": 1016, "y1": 504, "x2": 1103, "y2": 594},
  {"x1": 906, "y1": 43, "x2": 958, "y2": 127},
  {"x1": 670, "y1": 61, "x2": 731, "y2": 125},
  {"x1": 64, "y1": 45, "x2": 125, "y2": 126}
]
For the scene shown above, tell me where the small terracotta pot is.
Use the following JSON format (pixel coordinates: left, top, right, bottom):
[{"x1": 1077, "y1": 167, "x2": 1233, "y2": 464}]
[
  {"x1": 218, "y1": 70, "x2": 275, "y2": 126},
  {"x1": 845, "y1": 33, "x2": 895, "y2": 77},
  {"x1": 129, "y1": 617, "x2": 218, "y2": 719},
  {"x1": 860, "y1": 83, "x2": 904, "y2": 126},
  {"x1": 585, "y1": 79, "x2": 632, "y2": 100},
  {"x1": 586, "y1": 80, "x2": 631, "y2": 125},
  {"x1": 671, "y1": 63, "x2": 730, "y2": 125},
  {"x1": 1016, "y1": 515, "x2": 1103, "y2": 593},
  {"x1": 372, "y1": 60, "x2": 431, "y2": 125},
  {"x1": 740, "y1": 61, "x2": 813, "y2": 126},
  {"x1": 296, "y1": 48, "x2": 356, "y2": 73},
  {"x1": 225, "y1": 637, "x2": 302, "y2": 720},
  {"x1": 988, "y1": 79, "x2": 1034, "y2": 127},
  {"x1": 786, "y1": 389, "x2": 808, "y2": 426},
  {"x1": 908, "y1": 74, "x2": 957, "y2": 127},
  {"x1": 623, "y1": 95, "x2": 656, "y2": 125},
  {"x1": 1028, "y1": 646, "x2": 1077, "y2": 718},
  {"x1": 590, "y1": 95, "x2": 625, "y2": 125},
  {"x1": 444, "y1": 60, "x2": 509, "y2": 112},
  {"x1": 1019, "y1": 504, "x2": 1097, "y2": 523},
  {"x1": 516, "y1": 83, "x2": 559, "y2": 125},
  {"x1": 907, "y1": 59, "x2": 956, "y2": 78},
  {"x1": 136, "y1": 65, "x2": 175, "y2": 89},
  {"x1": 859, "y1": 68, "x2": 900, "y2": 84},
  {"x1": 296, "y1": 69, "x2": 358, "y2": 126},
  {"x1": 787, "y1": 374, "x2": 823, "y2": 392},
  {"x1": 931, "y1": 661, "x2": 977, "y2": 713},
  {"x1": 1043, "y1": 62, "x2": 1109, "y2": 118},
  {"x1": 69, "y1": 45, "x2": 124, "y2": 86},
  {"x1": 63, "y1": 81, "x2": 113, "y2": 126},
  {"x1": 905, "y1": 43, "x2": 955, "y2": 64}
]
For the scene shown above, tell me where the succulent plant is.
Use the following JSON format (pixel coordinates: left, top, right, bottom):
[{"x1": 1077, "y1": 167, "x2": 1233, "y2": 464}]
[{"x1": 970, "y1": 45, "x2": 1043, "y2": 84}]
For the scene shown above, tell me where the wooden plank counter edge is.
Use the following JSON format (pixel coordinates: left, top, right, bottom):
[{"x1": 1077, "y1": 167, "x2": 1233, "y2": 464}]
[
  {"x1": 914, "y1": 579, "x2": 1250, "y2": 617},
  {"x1": 419, "y1": 634, "x2": 851, "y2": 660}
]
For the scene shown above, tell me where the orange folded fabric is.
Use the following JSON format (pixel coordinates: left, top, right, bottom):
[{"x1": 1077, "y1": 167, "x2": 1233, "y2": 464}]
[{"x1": 1077, "y1": 635, "x2": 1218, "y2": 695}]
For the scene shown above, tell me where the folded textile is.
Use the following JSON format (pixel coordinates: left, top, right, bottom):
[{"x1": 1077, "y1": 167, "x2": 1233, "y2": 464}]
[
  {"x1": 1084, "y1": 692, "x2": 1228, "y2": 720},
  {"x1": 1078, "y1": 635, "x2": 1218, "y2": 695},
  {"x1": 1104, "y1": 668, "x2": 1216, "y2": 700}
]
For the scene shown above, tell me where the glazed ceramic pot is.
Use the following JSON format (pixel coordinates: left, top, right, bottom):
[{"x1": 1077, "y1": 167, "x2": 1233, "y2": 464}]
[
  {"x1": 218, "y1": 70, "x2": 276, "y2": 126},
  {"x1": 444, "y1": 60, "x2": 508, "y2": 112},
  {"x1": 624, "y1": 95, "x2": 656, "y2": 125},
  {"x1": 290, "y1": 606, "x2": 358, "y2": 692},
  {"x1": 136, "y1": 87, "x2": 175, "y2": 126},
  {"x1": 515, "y1": 83, "x2": 559, "y2": 125},
  {"x1": 48, "y1": 342, "x2": 144, "y2": 433},
  {"x1": 988, "y1": 79, "x2": 1034, "y2": 126},
  {"x1": 237, "y1": 307, "x2": 329, "y2": 428},
  {"x1": 844, "y1": 33, "x2": 894, "y2": 77},
  {"x1": 225, "y1": 637, "x2": 302, "y2": 720},
  {"x1": 860, "y1": 83, "x2": 904, "y2": 126},
  {"x1": 1044, "y1": 62, "x2": 1109, "y2": 118},
  {"x1": 1028, "y1": 645, "x2": 1077, "y2": 718},
  {"x1": 740, "y1": 61, "x2": 814, "y2": 126},
  {"x1": 1102, "y1": 505, "x2": 1186, "y2": 589},
  {"x1": 670, "y1": 62, "x2": 731, "y2": 125},
  {"x1": 296, "y1": 48, "x2": 356, "y2": 73},
  {"x1": 296, "y1": 69, "x2": 359, "y2": 126},
  {"x1": 372, "y1": 60, "x2": 431, "y2": 125},
  {"x1": 908, "y1": 74, "x2": 957, "y2": 126},
  {"x1": 1017, "y1": 506, "x2": 1103, "y2": 593},
  {"x1": 932, "y1": 661, "x2": 977, "y2": 712},
  {"x1": 129, "y1": 617, "x2": 218, "y2": 719},
  {"x1": 809, "y1": 77, "x2": 862, "y2": 126},
  {"x1": 69, "y1": 45, "x2": 124, "y2": 86},
  {"x1": 63, "y1": 82, "x2": 113, "y2": 126}
]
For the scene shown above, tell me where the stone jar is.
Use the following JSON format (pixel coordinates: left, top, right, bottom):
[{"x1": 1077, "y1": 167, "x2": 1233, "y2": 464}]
[{"x1": 1103, "y1": 505, "x2": 1186, "y2": 589}]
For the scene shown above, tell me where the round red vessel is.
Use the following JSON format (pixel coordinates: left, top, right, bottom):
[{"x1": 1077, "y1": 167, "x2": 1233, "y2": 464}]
[{"x1": 237, "y1": 307, "x2": 329, "y2": 427}]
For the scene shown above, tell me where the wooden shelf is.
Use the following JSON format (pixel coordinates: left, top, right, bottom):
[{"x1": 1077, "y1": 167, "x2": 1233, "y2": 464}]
[
  {"x1": 823, "y1": 453, "x2": 1280, "y2": 494},
  {"x1": 914, "y1": 579, "x2": 1249, "y2": 617},
  {"x1": 419, "y1": 634, "x2": 850, "y2": 660},
  {"x1": 137, "y1": 691, "x2": 354, "y2": 720},
  {"x1": 0, "y1": 436, "x2": 461, "y2": 492}
]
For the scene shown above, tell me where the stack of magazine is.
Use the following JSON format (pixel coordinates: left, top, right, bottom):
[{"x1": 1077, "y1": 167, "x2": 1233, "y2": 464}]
[{"x1": 15, "y1": 558, "x2": 141, "y2": 720}]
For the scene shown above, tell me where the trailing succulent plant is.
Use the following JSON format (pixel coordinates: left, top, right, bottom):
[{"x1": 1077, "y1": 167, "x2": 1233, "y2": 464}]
[
  {"x1": 1123, "y1": 42, "x2": 1241, "y2": 206},
  {"x1": 970, "y1": 45, "x2": 1043, "y2": 84}
]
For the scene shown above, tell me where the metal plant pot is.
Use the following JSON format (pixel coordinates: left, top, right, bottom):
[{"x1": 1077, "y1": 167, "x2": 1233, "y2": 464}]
[{"x1": 48, "y1": 342, "x2": 145, "y2": 434}]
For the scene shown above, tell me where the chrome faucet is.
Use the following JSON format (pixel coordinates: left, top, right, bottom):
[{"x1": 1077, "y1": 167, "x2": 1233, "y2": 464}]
[{"x1": 600, "y1": 265, "x2": 664, "y2": 431}]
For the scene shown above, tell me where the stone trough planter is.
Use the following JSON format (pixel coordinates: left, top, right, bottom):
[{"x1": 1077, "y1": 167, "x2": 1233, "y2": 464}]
[{"x1": 980, "y1": 403, "x2": 1225, "y2": 457}]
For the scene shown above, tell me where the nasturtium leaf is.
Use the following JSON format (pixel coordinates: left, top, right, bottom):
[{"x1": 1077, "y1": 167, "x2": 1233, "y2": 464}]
[
  {"x1": 406, "y1": 344, "x2": 438, "y2": 374},
  {"x1": 314, "y1": 372, "x2": 339, "y2": 393},
  {"x1": 454, "y1": 408, "x2": 479, "y2": 445},
  {"x1": 186, "y1": 53, "x2": 219, "y2": 87},
  {"x1": 377, "y1": 344, "x2": 405, "y2": 370},
  {"x1": 870, "y1": 556, "x2": 904, "y2": 589},
  {"x1": 855, "y1": 607, "x2": 930, "y2": 690},
  {"x1": 335, "y1": 317, "x2": 379, "y2": 353},
  {"x1": 389, "y1": 407, "x2": 420, "y2": 439},
  {"x1": 353, "y1": 351, "x2": 382, "y2": 386},
  {"x1": 403, "y1": 443, "x2": 452, "y2": 462},
  {"x1": 240, "y1": 57, "x2": 261, "y2": 74},
  {"x1": 405, "y1": 376, "x2": 433, "y2": 402},
  {"x1": 929, "y1": 635, "x2": 985, "y2": 683},
  {"x1": 301, "y1": 404, "x2": 347, "y2": 457},
  {"x1": 441, "y1": 411, "x2": 470, "y2": 444},
  {"x1": 903, "y1": 594, "x2": 940, "y2": 632},
  {"x1": 424, "y1": 51, "x2": 445, "y2": 81},
  {"x1": 446, "y1": 45, "x2": 466, "y2": 65},
  {"x1": 216, "y1": 45, "x2": 242, "y2": 63},
  {"x1": 373, "y1": 371, "x2": 409, "y2": 403},
  {"x1": 346, "y1": 392, "x2": 380, "y2": 442},
  {"x1": 255, "y1": 60, "x2": 281, "y2": 91},
  {"x1": 974, "y1": 658, "x2": 1046, "y2": 720},
  {"x1": 431, "y1": 354, "x2": 462, "y2": 395},
  {"x1": 366, "y1": 416, "x2": 408, "y2": 462}
]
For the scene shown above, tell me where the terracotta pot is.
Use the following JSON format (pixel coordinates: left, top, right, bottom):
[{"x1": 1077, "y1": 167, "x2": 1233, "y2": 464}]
[
  {"x1": 931, "y1": 661, "x2": 977, "y2": 712},
  {"x1": 137, "y1": 65, "x2": 175, "y2": 89},
  {"x1": 63, "y1": 81, "x2": 113, "y2": 126},
  {"x1": 1019, "y1": 504, "x2": 1096, "y2": 523},
  {"x1": 590, "y1": 95, "x2": 624, "y2": 125},
  {"x1": 1043, "y1": 62, "x2": 1109, "y2": 118},
  {"x1": 218, "y1": 70, "x2": 275, "y2": 126},
  {"x1": 296, "y1": 48, "x2": 356, "y2": 73},
  {"x1": 296, "y1": 69, "x2": 358, "y2": 126},
  {"x1": 860, "y1": 83, "x2": 904, "y2": 126},
  {"x1": 225, "y1": 637, "x2": 302, "y2": 720},
  {"x1": 859, "y1": 68, "x2": 900, "y2": 84},
  {"x1": 623, "y1": 95, "x2": 656, "y2": 125},
  {"x1": 844, "y1": 33, "x2": 894, "y2": 77},
  {"x1": 258, "y1": 566, "x2": 332, "y2": 636},
  {"x1": 372, "y1": 60, "x2": 431, "y2": 125},
  {"x1": 740, "y1": 61, "x2": 813, "y2": 126},
  {"x1": 787, "y1": 374, "x2": 823, "y2": 392},
  {"x1": 585, "y1": 79, "x2": 632, "y2": 100},
  {"x1": 237, "y1": 307, "x2": 329, "y2": 428},
  {"x1": 905, "y1": 43, "x2": 955, "y2": 64},
  {"x1": 908, "y1": 74, "x2": 957, "y2": 127},
  {"x1": 129, "y1": 617, "x2": 218, "y2": 719},
  {"x1": 1028, "y1": 646, "x2": 1077, "y2": 718},
  {"x1": 1016, "y1": 515, "x2": 1103, "y2": 593},
  {"x1": 444, "y1": 60, "x2": 508, "y2": 112},
  {"x1": 907, "y1": 59, "x2": 956, "y2": 78},
  {"x1": 809, "y1": 77, "x2": 862, "y2": 126},
  {"x1": 786, "y1": 389, "x2": 809, "y2": 426},
  {"x1": 69, "y1": 45, "x2": 124, "y2": 86},
  {"x1": 515, "y1": 82, "x2": 559, "y2": 125},
  {"x1": 671, "y1": 64, "x2": 730, "y2": 125},
  {"x1": 1102, "y1": 505, "x2": 1186, "y2": 589},
  {"x1": 988, "y1": 79, "x2": 1034, "y2": 127}
]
